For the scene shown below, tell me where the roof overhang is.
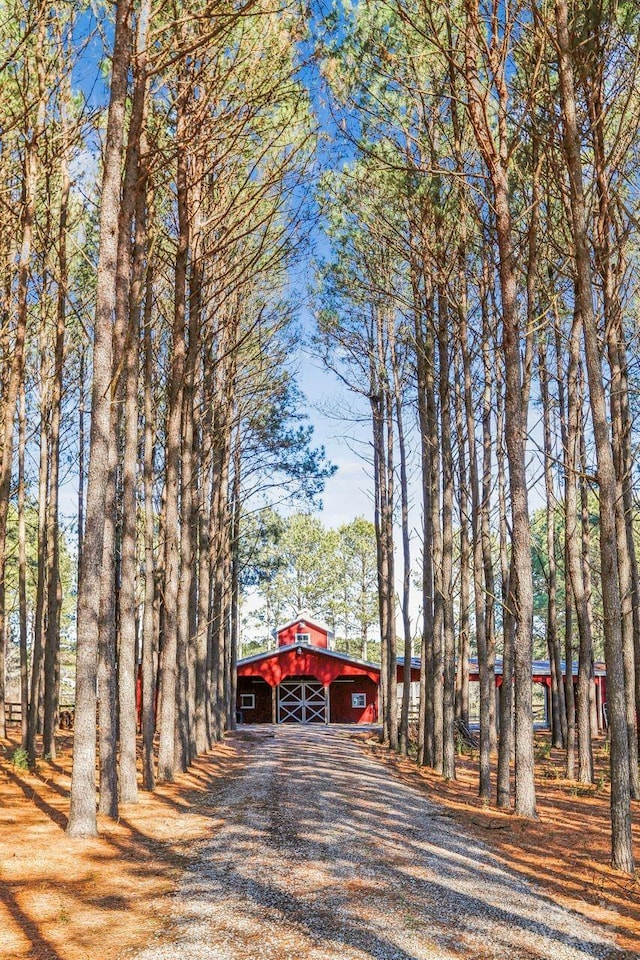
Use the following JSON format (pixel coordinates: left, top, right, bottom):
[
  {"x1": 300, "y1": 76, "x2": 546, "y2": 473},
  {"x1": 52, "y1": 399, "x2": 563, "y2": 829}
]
[
  {"x1": 238, "y1": 642, "x2": 376, "y2": 670},
  {"x1": 237, "y1": 643, "x2": 380, "y2": 686},
  {"x1": 467, "y1": 656, "x2": 606, "y2": 678}
]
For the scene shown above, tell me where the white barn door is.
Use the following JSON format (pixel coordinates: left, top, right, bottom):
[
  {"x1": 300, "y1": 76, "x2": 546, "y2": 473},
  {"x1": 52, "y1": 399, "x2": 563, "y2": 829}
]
[{"x1": 278, "y1": 680, "x2": 327, "y2": 723}]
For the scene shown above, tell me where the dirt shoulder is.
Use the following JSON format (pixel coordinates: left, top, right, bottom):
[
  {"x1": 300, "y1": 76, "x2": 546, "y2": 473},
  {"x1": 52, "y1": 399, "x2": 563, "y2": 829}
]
[
  {"x1": 0, "y1": 727, "x2": 249, "y2": 960},
  {"x1": 355, "y1": 733, "x2": 640, "y2": 956}
]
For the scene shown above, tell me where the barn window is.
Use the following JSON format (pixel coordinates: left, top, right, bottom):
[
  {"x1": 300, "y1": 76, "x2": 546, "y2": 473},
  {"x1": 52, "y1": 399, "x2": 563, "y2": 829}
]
[
  {"x1": 240, "y1": 694, "x2": 255, "y2": 710},
  {"x1": 352, "y1": 693, "x2": 366, "y2": 708},
  {"x1": 295, "y1": 632, "x2": 310, "y2": 644}
]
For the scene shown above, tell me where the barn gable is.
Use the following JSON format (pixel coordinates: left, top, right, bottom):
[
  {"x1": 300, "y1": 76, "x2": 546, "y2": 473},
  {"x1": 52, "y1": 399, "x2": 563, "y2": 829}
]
[{"x1": 272, "y1": 614, "x2": 335, "y2": 650}]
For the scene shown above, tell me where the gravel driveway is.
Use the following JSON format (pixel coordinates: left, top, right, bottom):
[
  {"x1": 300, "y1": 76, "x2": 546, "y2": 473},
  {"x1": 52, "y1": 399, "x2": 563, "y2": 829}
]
[{"x1": 132, "y1": 725, "x2": 626, "y2": 960}]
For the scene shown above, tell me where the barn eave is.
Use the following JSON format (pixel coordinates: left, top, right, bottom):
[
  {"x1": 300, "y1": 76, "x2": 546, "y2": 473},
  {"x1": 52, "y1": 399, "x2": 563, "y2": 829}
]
[{"x1": 237, "y1": 642, "x2": 379, "y2": 672}]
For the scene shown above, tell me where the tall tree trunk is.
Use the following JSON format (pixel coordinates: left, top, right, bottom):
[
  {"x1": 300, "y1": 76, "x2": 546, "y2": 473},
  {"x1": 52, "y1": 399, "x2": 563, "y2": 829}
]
[
  {"x1": 68, "y1": 0, "x2": 133, "y2": 837},
  {"x1": 480, "y1": 274, "x2": 496, "y2": 758},
  {"x1": 77, "y1": 347, "x2": 86, "y2": 587},
  {"x1": 116, "y1": 0, "x2": 151, "y2": 804},
  {"x1": 460, "y1": 297, "x2": 488, "y2": 798},
  {"x1": 555, "y1": 0, "x2": 633, "y2": 871},
  {"x1": 30, "y1": 351, "x2": 50, "y2": 753},
  {"x1": 371, "y1": 381, "x2": 389, "y2": 742},
  {"x1": 605, "y1": 296, "x2": 639, "y2": 802},
  {"x1": 464, "y1": 0, "x2": 536, "y2": 817},
  {"x1": 383, "y1": 376, "x2": 398, "y2": 752},
  {"x1": 426, "y1": 322, "x2": 443, "y2": 772},
  {"x1": 208, "y1": 351, "x2": 233, "y2": 744},
  {"x1": 414, "y1": 294, "x2": 434, "y2": 767},
  {"x1": 1, "y1": 23, "x2": 46, "y2": 739},
  {"x1": 42, "y1": 112, "x2": 70, "y2": 760},
  {"x1": 174, "y1": 155, "x2": 203, "y2": 769},
  {"x1": 449, "y1": 72, "x2": 471, "y2": 738},
  {"x1": 97, "y1": 499, "x2": 118, "y2": 819},
  {"x1": 553, "y1": 311, "x2": 577, "y2": 778},
  {"x1": 195, "y1": 370, "x2": 213, "y2": 755},
  {"x1": 157, "y1": 78, "x2": 189, "y2": 783},
  {"x1": 494, "y1": 165, "x2": 535, "y2": 819},
  {"x1": 578, "y1": 395, "x2": 599, "y2": 740},
  {"x1": 583, "y1": 3, "x2": 640, "y2": 778},
  {"x1": 18, "y1": 382, "x2": 28, "y2": 750},
  {"x1": 496, "y1": 352, "x2": 514, "y2": 809},
  {"x1": 97, "y1": 57, "x2": 143, "y2": 819},
  {"x1": 208, "y1": 435, "x2": 225, "y2": 745},
  {"x1": 174, "y1": 299, "x2": 197, "y2": 773},
  {"x1": 228, "y1": 431, "x2": 242, "y2": 733},
  {"x1": 454, "y1": 360, "x2": 470, "y2": 730},
  {"x1": 564, "y1": 315, "x2": 593, "y2": 783},
  {"x1": 141, "y1": 263, "x2": 156, "y2": 791},
  {"x1": 117, "y1": 264, "x2": 141, "y2": 806},
  {"x1": 438, "y1": 295, "x2": 455, "y2": 780},
  {"x1": 538, "y1": 335, "x2": 566, "y2": 749},
  {"x1": 394, "y1": 375, "x2": 413, "y2": 757}
]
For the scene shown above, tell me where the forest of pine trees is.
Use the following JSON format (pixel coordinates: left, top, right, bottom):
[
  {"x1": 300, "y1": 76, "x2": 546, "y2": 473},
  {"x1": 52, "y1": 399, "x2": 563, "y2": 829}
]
[
  {"x1": 1, "y1": 0, "x2": 639, "y2": 875},
  {"x1": 314, "y1": 0, "x2": 640, "y2": 874},
  {"x1": 239, "y1": 512, "x2": 379, "y2": 658}
]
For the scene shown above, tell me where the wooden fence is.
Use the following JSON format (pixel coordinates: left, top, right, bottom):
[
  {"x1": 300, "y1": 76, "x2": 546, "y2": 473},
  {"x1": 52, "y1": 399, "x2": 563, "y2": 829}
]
[{"x1": 4, "y1": 703, "x2": 75, "y2": 727}]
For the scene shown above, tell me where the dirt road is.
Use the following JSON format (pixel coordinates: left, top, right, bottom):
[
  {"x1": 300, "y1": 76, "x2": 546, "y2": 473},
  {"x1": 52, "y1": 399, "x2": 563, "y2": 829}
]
[{"x1": 131, "y1": 726, "x2": 625, "y2": 960}]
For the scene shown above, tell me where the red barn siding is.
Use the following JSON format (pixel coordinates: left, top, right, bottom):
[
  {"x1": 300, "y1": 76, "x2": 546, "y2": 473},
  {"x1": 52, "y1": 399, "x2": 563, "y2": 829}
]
[
  {"x1": 329, "y1": 677, "x2": 378, "y2": 723},
  {"x1": 277, "y1": 621, "x2": 329, "y2": 649},
  {"x1": 396, "y1": 663, "x2": 421, "y2": 684},
  {"x1": 238, "y1": 647, "x2": 380, "y2": 688},
  {"x1": 237, "y1": 677, "x2": 272, "y2": 723}
]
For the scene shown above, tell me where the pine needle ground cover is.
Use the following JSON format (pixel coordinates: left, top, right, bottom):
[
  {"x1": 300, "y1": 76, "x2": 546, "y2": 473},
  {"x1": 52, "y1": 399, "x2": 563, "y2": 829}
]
[
  {"x1": 0, "y1": 729, "x2": 243, "y2": 960},
  {"x1": 359, "y1": 732, "x2": 640, "y2": 956}
]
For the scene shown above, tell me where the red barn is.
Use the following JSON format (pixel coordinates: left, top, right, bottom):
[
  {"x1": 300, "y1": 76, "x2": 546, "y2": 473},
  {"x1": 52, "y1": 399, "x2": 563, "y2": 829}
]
[{"x1": 236, "y1": 614, "x2": 420, "y2": 724}]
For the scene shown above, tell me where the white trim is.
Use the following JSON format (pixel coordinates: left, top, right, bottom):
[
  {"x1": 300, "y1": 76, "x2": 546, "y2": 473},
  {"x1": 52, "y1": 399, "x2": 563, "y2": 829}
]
[
  {"x1": 240, "y1": 693, "x2": 255, "y2": 710},
  {"x1": 351, "y1": 693, "x2": 366, "y2": 709}
]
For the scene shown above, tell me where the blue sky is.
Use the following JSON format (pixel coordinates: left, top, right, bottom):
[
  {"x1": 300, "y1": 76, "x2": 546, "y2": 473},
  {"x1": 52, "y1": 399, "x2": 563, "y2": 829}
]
[{"x1": 298, "y1": 342, "x2": 374, "y2": 526}]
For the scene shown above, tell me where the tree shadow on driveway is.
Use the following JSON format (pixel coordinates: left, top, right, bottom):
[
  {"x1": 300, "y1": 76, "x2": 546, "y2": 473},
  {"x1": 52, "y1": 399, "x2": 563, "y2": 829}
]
[{"x1": 145, "y1": 726, "x2": 622, "y2": 960}]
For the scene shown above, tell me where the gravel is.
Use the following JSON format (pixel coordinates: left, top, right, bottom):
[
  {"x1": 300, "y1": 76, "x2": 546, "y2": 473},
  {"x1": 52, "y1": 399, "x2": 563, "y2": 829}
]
[{"x1": 131, "y1": 725, "x2": 628, "y2": 960}]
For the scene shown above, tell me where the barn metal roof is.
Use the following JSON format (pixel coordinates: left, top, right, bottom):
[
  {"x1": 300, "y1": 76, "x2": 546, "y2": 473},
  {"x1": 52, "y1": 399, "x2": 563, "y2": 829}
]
[
  {"x1": 396, "y1": 656, "x2": 422, "y2": 671},
  {"x1": 238, "y1": 642, "x2": 379, "y2": 671},
  {"x1": 237, "y1": 648, "x2": 603, "y2": 678},
  {"x1": 238, "y1": 643, "x2": 424, "y2": 673},
  {"x1": 468, "y1": 656, "x2": 606, "y2": 677}
]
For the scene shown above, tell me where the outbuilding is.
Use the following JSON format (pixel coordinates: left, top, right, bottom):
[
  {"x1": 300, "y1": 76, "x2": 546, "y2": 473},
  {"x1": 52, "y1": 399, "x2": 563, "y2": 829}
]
[
  {"x1": 467, "y1": 656, "x2": 608, "y2": 730},
  {"x1": 236, "y1": 614, "x2": 420, "y2": 724}
]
